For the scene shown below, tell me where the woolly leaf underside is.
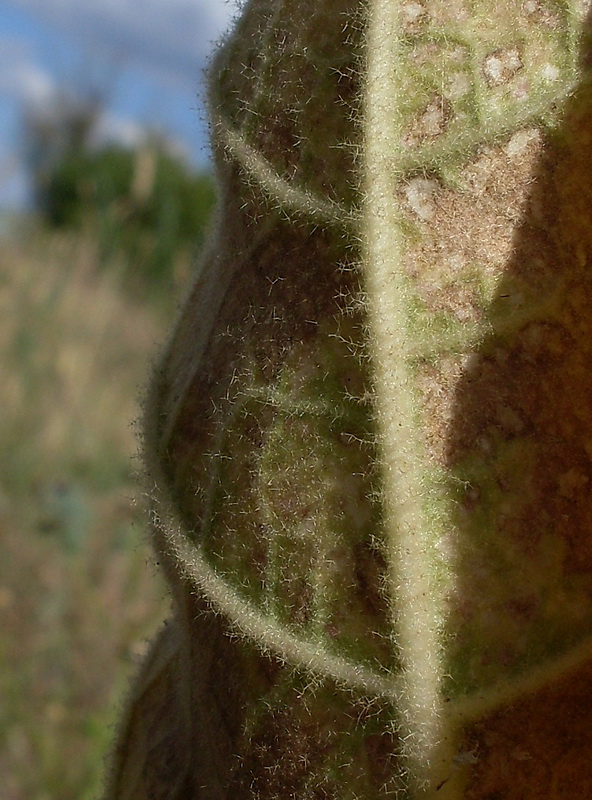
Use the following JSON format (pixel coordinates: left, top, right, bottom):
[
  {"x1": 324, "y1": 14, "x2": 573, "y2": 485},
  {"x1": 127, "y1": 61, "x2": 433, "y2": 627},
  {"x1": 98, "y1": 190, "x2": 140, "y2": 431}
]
[{"x1": 143, "y1": 0, "x2": 592, "y2": 796}]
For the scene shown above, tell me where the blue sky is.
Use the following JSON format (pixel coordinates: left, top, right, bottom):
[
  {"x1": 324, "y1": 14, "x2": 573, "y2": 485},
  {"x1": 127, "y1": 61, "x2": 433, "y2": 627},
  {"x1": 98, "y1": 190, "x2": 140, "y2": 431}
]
[{"x1": 0, "y1": 0, "x2": 238, "y2": 208}]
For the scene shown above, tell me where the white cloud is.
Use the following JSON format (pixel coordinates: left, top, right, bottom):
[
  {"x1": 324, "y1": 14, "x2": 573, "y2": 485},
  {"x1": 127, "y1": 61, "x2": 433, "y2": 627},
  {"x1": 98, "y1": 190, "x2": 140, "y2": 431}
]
[
  {"x1": 0, "y1": 36, "x2": 151, "y2": 150},
  {"x1": 89, "y1": 110, "x2": 189, "y2": 161},
  {"x1": 90, "y1": 111, "x2": 146, "y2": 150},
  {"x1": 4, "y1": 0, "x2": 238, "y2": 89},
  {"x1": 0, "y1": 37, "x2": 56, "y2": 106}
]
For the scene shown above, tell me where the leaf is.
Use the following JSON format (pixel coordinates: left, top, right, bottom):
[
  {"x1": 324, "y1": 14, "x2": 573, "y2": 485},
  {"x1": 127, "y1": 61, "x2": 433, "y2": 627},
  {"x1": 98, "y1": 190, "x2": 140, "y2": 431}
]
[{"x1": 125, "y1": 1, "x2": 592, "y2": 798}]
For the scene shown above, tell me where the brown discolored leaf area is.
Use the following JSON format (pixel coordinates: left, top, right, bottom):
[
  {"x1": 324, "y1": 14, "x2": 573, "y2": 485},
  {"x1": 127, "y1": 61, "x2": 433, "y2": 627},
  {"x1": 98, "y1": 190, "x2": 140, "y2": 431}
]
[
  {"x1": 443, "y1": 39, "x2": 592, "y2": 697},
  {"x1": 464, "y1": 660, "x2": 592, "y2": 798}
]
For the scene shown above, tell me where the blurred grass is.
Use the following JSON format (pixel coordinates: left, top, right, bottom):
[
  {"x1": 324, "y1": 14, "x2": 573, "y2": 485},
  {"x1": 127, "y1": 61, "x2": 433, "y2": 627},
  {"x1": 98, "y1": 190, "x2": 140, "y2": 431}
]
[{"x1": 0, "y1": 223, "x2": 173, "y2": 799}]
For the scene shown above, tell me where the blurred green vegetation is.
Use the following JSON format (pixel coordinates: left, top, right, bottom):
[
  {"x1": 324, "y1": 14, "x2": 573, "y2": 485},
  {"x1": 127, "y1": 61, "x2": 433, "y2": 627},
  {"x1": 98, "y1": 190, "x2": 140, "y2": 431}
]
[
  {"x1": 0, "y1": 89, "x2": 216, "y2": 800},
  {"x1": 41, "y1": 145, "x2": 216, "y2": 297},
  {"x1": 24, "y1": 89, "x2": 216, "y2": 302},
  {"x1": 0, "y1": 229, "x2": 171, "y2": 800}
]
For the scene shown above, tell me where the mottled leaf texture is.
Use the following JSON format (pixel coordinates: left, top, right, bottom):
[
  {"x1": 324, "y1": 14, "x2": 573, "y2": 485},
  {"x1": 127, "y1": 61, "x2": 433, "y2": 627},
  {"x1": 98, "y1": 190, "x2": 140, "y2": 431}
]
[{"x1": 106, "y1": 1, "x2": 592, "y2": 798}]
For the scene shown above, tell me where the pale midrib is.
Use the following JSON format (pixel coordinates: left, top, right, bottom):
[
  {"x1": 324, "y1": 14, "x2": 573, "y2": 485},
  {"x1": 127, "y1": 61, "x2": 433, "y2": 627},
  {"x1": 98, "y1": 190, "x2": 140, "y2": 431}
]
[{"x1": 362, "y1": 1, "x2": 448, "y2": 793}]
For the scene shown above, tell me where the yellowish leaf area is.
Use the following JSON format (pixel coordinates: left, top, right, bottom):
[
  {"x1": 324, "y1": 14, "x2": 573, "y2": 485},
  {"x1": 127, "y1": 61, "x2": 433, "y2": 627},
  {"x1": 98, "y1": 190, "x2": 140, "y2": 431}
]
[{"x1": 106, "y1": 1, "x2": 592, "y2": 798}]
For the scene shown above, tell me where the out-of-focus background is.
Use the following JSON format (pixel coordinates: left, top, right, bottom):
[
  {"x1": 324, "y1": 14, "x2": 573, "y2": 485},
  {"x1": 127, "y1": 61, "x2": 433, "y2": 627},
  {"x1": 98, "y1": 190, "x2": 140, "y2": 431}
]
[{"x1": 0, "y1": 1, "x2": 235, "y2": 797}]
